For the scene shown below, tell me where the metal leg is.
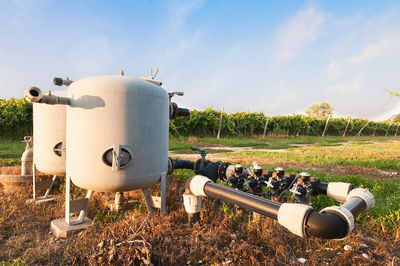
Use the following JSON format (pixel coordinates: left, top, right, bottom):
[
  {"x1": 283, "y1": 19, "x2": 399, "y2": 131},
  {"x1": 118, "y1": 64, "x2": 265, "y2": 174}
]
[
  {"x1": 77, "y1": 190, "x2": 93, "y2": 223},
  {"x1": 142, "y1": 188, "x2": 155, "y2": 214},
  {"x1": 43, "y1": 175, "x2": 57, "y2": 198},
  {"x1": 32, "y1": 163, "x2": 36, "y2": 201},
  {"x1": 65, "y1": 175, "x2": 71, "y2": 225},
  {"x1": 160, "y1": 172, "x2": 167, "y2": 216}
]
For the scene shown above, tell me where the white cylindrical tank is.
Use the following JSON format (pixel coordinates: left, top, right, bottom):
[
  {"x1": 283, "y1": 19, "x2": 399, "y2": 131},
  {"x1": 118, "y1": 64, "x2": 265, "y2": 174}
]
[
  {"x1": 33, "y1": 91, "x2": 66, "y2": 175},
  {"x1": 66, "y1": 75, "x2": 169, "y2": 192}
]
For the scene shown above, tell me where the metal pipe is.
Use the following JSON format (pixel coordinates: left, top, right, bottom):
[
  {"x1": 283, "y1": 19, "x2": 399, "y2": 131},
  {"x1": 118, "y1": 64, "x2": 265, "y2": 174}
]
[
  {"x1": 24, "y1": 87, "x2": 71, "y2": 105},
  {"x1": 53, "y1": 77, "x2": 73, "y2": 86},
  {"x1": 204, "y1": 182, "x2": 281, "y2": 219}
]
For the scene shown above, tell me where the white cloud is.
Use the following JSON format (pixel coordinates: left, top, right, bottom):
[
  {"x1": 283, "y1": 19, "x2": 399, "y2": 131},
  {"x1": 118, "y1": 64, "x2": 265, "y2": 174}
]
[
  {"x1": 348, "y1": 35, "x2": 398, "y2": 64},
  {"x1": 167, "y1": 0, "x2": 206, "y2": 33},
  {"x1": 274, "y1": 6, "x2": 326, "y2": 63},
  {"x1": 325, "y1": 81, "x2": 362, "y2": 94},
  {"x1": 326, "y1": 60, "x2": 342, "y2": 79}
]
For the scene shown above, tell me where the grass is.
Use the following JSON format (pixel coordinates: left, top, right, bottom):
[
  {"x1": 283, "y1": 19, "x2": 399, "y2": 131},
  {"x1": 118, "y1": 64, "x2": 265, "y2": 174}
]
[
  {"x1": 0, "y1": 140, "x2": 25, "y2": 159},
  {"x1": 229, "y1": 151, "x2": 400, "y2": 171},
  {"x1": 1, "y1": 135, "x2": 400, "y2": 263},
  {"x1": 0, "y1": 140, "x2": 26, "y2": 167},
  {"x1": 168, "y1": 141, "x2": 233, "y2": 154}
]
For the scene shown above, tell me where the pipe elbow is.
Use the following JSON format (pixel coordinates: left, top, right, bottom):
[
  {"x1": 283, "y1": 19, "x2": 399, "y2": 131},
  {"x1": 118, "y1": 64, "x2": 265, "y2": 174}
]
[
  {"x1": 306, "y1": 206, "x2": 354, "y2": 239},
  {"x1": 24, "y1": 87, "x2": 71, "y2": 105},
  {"x1": 186, "y1": 175, "x2": 213, "y2": 196},
  {"x1": 278, "y1": 203, "x2": 354, "y2": 239}
]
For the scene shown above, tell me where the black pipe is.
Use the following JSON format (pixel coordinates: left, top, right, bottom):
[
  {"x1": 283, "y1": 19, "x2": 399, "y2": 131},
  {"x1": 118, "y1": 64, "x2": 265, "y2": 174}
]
[
  {"x1": 172, "y1": 159, "x2": 195, "y2": 170},
  {"x1": 318, "y1": 182, "x2": 328, "y2": 195},
  {"x1": 304, "y1": 211, "x2": 349, "y2": 239},
  {"x1": 177, "y1": 108, "x2": 190, "y2": 117},
  {"x1": 203, "y1": 182, "x2": 280, "y2": 219},
  {"x1": 53, "y1": 77, "x2": 73, "y2": 86},
  {"x1": 341, "y1": 197, "x2": 366, "y2": 218}
]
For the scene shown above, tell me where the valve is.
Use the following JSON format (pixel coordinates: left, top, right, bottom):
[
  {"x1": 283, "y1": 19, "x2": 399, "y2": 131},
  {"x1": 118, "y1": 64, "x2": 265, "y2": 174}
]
[{"x1": 289, "y1": 172, "x2": 314, "y2": 204}]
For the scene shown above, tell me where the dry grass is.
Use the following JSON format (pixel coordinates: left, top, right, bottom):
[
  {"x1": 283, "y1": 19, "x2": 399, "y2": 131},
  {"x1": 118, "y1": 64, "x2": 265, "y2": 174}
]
[
  {"x1": 0, "y1": 177, "x2": 399, "y2": 265},
  {"x1": 0, "y1": 166, "x2": 21, "y2": 175}
]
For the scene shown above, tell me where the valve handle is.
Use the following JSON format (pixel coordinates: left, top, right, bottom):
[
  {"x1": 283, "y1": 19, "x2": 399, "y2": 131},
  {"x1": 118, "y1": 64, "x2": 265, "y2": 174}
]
[{"x1": 191, "y1": 146, "x2": 207, "y2": 161}]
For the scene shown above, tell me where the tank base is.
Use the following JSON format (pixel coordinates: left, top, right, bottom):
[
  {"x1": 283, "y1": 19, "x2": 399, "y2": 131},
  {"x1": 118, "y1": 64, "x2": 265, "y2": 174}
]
[
  {"x1": 0, "y1": 174, "x2": 32, "y2": 192},
  {"x1": 26, "y1": 195, "x2": 57, "y2": 204},
  {"x1": 50, "y1": 217, "x2": 92, "y2": 238}
]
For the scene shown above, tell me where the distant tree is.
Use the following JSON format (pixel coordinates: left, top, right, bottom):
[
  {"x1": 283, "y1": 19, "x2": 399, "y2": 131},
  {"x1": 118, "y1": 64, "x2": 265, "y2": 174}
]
[
  {"x1": 305, "y1": 102, "x2": 333, "y2": 118},
  {"x1": 390, "y1": 113, "x2": 400, "y2": 122}
]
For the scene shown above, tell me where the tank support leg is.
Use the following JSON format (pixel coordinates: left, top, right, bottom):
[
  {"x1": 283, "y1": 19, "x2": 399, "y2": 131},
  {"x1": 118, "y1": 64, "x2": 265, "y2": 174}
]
[
  {"x1": 50, "y1": 176, "x2": 92, "y2": 238},
  {"x1": 43, "y1": 175, "x2": 57, "y2": 198},
  {"x1": 77, "y1": 190, "x2": 93, "y2": 223},
  {"x1": 32, "y1": 163, "x2": 36, "y2": 201},
  {"x1": 28, "y1": 164, "x2": 57, "y2": 204},
  {"x1": 142, "y1": 188, "x2": 155, "y2": 214},
  {"x1": 141, "y1": 172, "x2": 167, "y2": 215},
  {"x1": 160, "y1": 172, "x2": 166, "y2": 216},
  {"x1": 65, "y1": 175, "x2": 71, "y2": 225}
]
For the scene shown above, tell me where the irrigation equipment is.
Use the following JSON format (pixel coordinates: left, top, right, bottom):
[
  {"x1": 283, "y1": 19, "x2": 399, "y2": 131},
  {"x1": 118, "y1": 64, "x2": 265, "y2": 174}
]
[{"x1": 22, "y1": 69, "x2": 375, "y2": 240}]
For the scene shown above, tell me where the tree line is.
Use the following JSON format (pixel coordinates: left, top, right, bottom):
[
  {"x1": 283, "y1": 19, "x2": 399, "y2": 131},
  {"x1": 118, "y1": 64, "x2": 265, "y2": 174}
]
[{"x1": 0, "y1": 98, "x2": 398, "y2": 140}]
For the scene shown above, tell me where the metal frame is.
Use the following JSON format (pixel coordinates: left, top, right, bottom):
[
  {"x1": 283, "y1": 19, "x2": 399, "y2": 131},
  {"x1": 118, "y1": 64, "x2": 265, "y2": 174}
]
[
  {"x1": 65, "y1": 175, "x2": 93, "y2": 225},
  {"x1": 141, "y1": 172, "x2": 167, "y2": 215},
  {"x1": 31, "y1": 163, "x2": 57, "y2": 202}
]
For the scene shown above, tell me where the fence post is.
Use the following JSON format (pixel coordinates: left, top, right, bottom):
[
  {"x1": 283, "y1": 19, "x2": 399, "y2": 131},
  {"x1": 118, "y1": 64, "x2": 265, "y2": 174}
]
[
  {"x1": 343, "y1": 117, "x2": 351, "y2": 137},
  {"x1": 217, "y1": 107, "x2": 224, "y2": 139},
  {"x1": 372, "y1": 123, "x2": 378, "y2": 136},
  {"x1": 262, "y1": 113, "x2": 270, "y2": 138},
  {"x1": 385, "y1": 121, "x2": 392, "y2": 137},
  {"x1": 395, "y1": 123, "x2": 400, "y2": 136},
  {"x1": 322, "y1": 117, "x2": 330, "y2": 137}
]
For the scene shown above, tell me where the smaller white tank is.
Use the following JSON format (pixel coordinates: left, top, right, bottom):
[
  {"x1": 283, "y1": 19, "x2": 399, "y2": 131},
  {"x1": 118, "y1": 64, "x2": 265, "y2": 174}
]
[{"x1": 33, "y1": 91, "x2": 66, "y2": 175}]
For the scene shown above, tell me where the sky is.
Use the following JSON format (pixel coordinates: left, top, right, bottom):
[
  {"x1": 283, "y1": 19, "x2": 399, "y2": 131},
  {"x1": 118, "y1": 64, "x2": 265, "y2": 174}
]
[{"x1": 1, "y1": 0, "x2": 400, "y2": 120}]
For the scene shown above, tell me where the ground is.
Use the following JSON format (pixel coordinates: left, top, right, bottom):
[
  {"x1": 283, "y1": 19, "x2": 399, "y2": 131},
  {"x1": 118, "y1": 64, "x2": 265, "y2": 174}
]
[{"x1": 0, "y1": 136, "x2": 399, "y2": 265}]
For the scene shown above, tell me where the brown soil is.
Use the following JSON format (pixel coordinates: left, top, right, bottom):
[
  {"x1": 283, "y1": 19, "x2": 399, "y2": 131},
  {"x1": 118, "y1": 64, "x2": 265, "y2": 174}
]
[{"x1": 0, "y1": 178, "x2": 399, "y2": 265}]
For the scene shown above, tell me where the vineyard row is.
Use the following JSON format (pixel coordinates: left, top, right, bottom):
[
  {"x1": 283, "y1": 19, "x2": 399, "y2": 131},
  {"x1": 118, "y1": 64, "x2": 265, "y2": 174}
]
[{"x1": 1, "y1": 99, "x2": 399, "y2": 139}]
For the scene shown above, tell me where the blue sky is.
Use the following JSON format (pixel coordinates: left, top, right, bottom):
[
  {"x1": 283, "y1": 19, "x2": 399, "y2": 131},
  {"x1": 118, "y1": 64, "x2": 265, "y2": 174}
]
[{"x1": 1, "y1": 0, "x2": 400, "y2": 120}]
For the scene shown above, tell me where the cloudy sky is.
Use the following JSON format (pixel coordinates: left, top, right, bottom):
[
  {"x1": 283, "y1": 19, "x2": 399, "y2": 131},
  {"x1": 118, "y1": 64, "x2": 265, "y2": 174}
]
[{"x1": 1, "y1": 0, "x2": 399, "y2": 120}]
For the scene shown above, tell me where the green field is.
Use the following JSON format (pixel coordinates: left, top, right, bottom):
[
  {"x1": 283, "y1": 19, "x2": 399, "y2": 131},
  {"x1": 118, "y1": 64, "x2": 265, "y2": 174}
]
[{"x1": 1, "y1": 136, "x2": 400, "y2": 264}]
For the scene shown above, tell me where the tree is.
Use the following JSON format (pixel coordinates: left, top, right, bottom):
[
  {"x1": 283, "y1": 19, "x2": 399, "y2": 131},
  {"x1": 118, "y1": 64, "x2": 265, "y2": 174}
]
[
  {"x1": 390, "y1": 113, "x2": 400, "y2": 123},
  {"x1": 305, "y1": 102, "x2": 333, "y2": 118}
]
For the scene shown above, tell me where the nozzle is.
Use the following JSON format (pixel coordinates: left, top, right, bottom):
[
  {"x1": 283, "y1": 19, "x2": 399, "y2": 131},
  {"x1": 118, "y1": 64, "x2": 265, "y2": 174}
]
[
  {"x1": 24, "y1": 87, "x2": 71, "y2": 105},
  {"x1": 53, "y1": 77, "x2": 73, "y2": 86},
  {"x1": 24, "y1": 87, "x2": 43, "y2": 103}
]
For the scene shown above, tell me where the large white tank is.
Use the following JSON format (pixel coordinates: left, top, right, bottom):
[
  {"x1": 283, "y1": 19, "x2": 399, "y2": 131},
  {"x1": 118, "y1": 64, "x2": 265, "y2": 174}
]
[
  {"x1": 66, "y1": 75, "x2": 169, "y2": 192},
  {"x1": 33, "y1": 91, "x2": 66, "y2": 175}
]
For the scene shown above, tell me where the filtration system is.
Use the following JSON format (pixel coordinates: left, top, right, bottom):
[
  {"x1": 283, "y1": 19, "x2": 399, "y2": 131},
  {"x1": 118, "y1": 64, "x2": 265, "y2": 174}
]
[{"x1": 22, "y1": 69, "x2": 375, "y2": 240}]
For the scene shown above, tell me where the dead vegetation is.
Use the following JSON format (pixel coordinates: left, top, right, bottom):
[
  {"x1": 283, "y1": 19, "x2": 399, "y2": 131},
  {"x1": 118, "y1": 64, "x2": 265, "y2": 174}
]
[{"x1": 0, "y1": 175, "x2": 399, "y2": 265}]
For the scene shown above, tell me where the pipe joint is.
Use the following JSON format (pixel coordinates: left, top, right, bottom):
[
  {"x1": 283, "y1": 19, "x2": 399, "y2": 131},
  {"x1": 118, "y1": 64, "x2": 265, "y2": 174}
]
[
  {"x1": 320, "y1": 206, "x2": 354, "y2": 239},
  {"x1": 24, "y1": 87, "x2": 71, "y2": 105},
  {"x1": 183, "y1": 192, "x2": 202, "y2": 213},
  {"x1": 327, "y1": 182, "x2": 352, "y2": 202},
  {"x1": 277, "y1": 203, "x2": 312, "y2": 237},
  {"x1": 346, "y1": 188, "x2": 375, "y2": 212},
  {"x1": 189, "y1": 175, "x2": 213, "y2": 196}
]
